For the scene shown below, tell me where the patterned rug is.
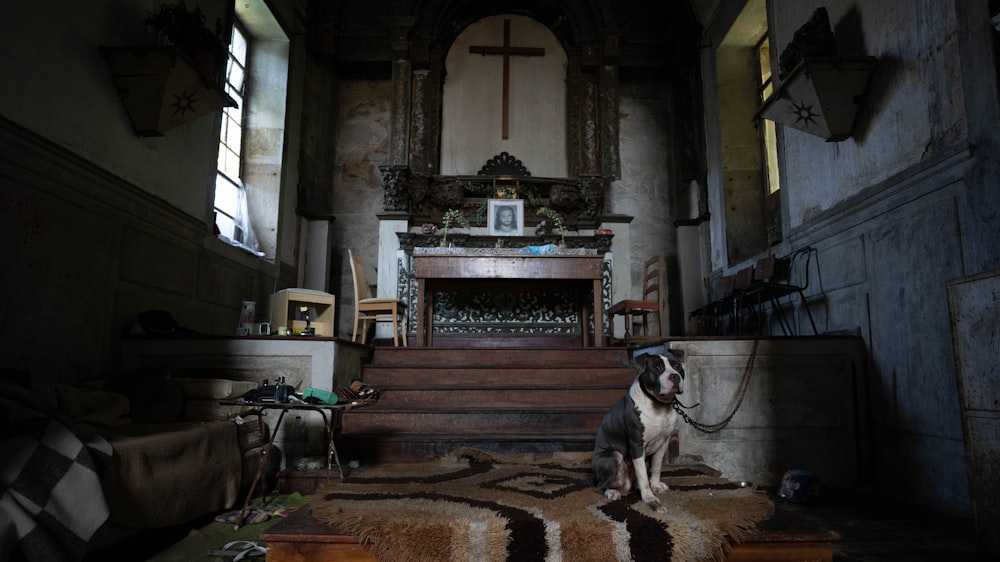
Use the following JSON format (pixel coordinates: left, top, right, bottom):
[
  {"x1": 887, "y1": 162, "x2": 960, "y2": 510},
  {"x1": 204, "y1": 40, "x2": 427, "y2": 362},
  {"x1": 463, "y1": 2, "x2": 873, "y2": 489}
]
[{"x1": 310, "y1": 448, "x2": 774, "y2": 562}]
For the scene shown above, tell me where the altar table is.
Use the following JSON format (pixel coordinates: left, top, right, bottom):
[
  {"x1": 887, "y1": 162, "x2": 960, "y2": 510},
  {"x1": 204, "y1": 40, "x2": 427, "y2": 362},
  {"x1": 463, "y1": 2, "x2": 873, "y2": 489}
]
[{"x1": 412, "y1": 253, "x2": 606, "y2": 347}]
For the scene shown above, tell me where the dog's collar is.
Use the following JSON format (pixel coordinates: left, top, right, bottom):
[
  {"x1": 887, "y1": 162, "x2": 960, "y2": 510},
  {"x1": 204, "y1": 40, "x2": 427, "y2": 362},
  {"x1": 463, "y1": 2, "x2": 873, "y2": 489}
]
[{"x1": 639, "y1": 378, "x2": 674, "y2": 404}]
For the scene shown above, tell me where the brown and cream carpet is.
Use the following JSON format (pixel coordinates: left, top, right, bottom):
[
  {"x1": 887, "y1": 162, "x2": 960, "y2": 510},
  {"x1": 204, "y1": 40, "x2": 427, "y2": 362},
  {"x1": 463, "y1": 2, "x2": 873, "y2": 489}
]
[{"x1": 311, "y1": 448, "x2": 774, "y2": 562}]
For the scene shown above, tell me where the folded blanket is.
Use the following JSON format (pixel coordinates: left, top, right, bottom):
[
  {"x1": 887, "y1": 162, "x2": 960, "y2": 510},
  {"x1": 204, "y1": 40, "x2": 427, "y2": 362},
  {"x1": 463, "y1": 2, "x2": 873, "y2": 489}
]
[{"x1": 0, "y1": 397, "x2": 113, "y2": 562}]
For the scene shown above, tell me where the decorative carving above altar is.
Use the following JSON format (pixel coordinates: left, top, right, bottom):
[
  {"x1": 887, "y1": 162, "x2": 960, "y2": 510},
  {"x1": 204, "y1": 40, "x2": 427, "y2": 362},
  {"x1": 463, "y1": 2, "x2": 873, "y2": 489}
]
[
  {"x1": 381, "y1": 165, "x2": 411, "y2": 212},
  {"x1": 397, "y1": 232, "x2": 613, "y2": 253},
  {"x1": 478, "y1": 152, "x2": 530, "y2": 176},
  {"x1": 381, "y1": 171, "x2": 608, "y2": 228}
]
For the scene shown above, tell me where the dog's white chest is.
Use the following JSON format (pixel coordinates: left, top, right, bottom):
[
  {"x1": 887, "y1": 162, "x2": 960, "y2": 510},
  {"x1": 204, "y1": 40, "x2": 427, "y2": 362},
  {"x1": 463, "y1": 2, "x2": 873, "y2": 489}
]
[{"x1": 639, "y1": 407, "x2": 676, "y2": 452}]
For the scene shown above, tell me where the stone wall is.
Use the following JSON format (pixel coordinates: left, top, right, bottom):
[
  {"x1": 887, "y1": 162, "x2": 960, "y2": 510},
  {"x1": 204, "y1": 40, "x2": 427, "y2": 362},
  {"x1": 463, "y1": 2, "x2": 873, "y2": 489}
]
[
  {"x1": 701, "y1": 0, "x2": 1000, "y2": 515},
  {"x1": 666, "y1": 337, "x2": 870, "y2": 488}
]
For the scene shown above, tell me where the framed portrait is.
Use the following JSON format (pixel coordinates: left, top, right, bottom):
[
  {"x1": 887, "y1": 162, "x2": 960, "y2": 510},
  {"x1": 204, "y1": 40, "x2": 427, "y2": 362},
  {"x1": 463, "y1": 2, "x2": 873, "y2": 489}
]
[{"x1": 488, "y1": 199, "x2": 524, "y2": 236}]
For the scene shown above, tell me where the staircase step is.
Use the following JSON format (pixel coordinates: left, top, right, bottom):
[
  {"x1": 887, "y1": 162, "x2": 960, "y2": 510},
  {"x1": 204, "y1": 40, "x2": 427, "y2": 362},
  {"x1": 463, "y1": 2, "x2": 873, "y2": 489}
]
[
  {"x1": 338, "y1": 433, "x2": 597, "y2": 464},
  {"x1": 342, "y1": 409, "x2": 607, "y2": 435},
  {"x1": 351, "y1": 346, "x2": 634, "y2": 463},
  {"x1": 368, "y1": 347, "x2": 632, "y2": 369},
  {"x1": 361, "y1": 367, "x2": 637, "y2": 388},
  {"x1": 368, "y1": 388, "x2": 623, "y2": 409}
]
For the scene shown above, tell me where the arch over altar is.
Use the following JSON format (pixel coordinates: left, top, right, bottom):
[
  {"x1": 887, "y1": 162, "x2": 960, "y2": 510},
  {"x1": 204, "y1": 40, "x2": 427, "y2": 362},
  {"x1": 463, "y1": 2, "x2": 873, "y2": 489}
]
[{"x1": 367, "y1": 9, "x2": 636, "y2": 343}]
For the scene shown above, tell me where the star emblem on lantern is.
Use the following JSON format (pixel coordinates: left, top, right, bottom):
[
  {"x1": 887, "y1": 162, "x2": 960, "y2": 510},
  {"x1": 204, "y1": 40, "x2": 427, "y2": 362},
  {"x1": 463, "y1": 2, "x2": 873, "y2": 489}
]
[
  {"x1": 170, "y1": 89, "x2": 200, "y2": 117},
  {"x1": 790, "y1": 99, "x2": 819, "y2": 125}
]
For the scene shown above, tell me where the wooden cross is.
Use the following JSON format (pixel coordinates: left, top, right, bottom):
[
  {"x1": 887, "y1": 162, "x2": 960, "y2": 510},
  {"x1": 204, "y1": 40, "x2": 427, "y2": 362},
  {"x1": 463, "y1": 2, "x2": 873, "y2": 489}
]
[{"x1": 469, "y1": 19, "x2": 545, "y2": 139}]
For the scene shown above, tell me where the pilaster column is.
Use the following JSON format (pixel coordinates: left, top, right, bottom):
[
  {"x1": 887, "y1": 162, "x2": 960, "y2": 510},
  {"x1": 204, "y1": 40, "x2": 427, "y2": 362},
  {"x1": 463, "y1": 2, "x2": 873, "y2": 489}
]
[
  {"x1": 383, "y1": 16, "x2": 415, "y2": 167},
  {"x1": 377, "y1": 212, "x2": 411, "y2": 340},
  {"x1": 380, "y1": 164, "x2": 411, "y2": 212}
]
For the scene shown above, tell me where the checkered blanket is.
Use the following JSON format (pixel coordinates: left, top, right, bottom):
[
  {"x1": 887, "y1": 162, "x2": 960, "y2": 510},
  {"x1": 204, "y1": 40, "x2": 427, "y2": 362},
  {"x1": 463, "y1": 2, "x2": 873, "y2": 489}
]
[{"x1": 1, "y1": 397, "x2": 114, "y2": 562}]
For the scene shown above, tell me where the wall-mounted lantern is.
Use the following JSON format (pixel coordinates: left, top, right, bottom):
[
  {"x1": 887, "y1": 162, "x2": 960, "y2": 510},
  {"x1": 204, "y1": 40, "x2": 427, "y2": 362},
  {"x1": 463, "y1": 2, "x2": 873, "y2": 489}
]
[
  {"x1": 100, "y1": 46, "x2": 236, "y2": 136},
  {"x1": 755, "y1": 55, "x2": 876, "y2": 142}
]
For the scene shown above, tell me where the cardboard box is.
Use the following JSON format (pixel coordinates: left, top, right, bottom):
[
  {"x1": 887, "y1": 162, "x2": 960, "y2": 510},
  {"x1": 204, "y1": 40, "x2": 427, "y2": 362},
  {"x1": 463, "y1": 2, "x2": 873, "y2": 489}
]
[{"x1": 270, "y1": 289, "x2": 336, "y2": 337}]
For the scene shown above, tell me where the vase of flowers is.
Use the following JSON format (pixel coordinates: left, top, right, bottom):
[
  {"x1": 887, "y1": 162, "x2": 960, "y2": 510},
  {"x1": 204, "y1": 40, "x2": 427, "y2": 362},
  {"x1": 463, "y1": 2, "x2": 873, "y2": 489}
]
[
  {"x1": 440, "y1": 208, "x2": 470, "y2": 247},
  {"x1": 536, "y1": 207, "x2": 566, "y2": 248}
]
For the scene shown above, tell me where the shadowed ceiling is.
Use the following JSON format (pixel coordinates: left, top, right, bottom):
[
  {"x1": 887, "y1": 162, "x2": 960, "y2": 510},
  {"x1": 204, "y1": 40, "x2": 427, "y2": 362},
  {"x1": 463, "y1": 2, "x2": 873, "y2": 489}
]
[{"x1": 306, "y1": 0, "x2": 703, "y2": 68}]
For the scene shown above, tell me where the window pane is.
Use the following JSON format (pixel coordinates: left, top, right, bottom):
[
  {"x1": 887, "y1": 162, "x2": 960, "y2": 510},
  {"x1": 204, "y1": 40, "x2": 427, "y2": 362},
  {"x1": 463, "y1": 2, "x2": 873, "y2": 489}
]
[
  {"x1": 758, "y1": 38, "x2": 771, "y2": 86},
  {"x1": 216, "y1": 212, "x2": 236, "y2": 240},
  {"x1": 225, "y1": 120, "x2": 242, "y2": 150},
  {"x1": 764, "y1": 120, "x2": 780, "y2": 195},
  {"x1": 231, "y1": 26, "x2": 247, "y2": 63},
  {"x1": 228, "y1": 63, "x2": 245, "y2": 96},
  {"x1": 215, "y1": 176, "x2": 240, "y2": 215}
]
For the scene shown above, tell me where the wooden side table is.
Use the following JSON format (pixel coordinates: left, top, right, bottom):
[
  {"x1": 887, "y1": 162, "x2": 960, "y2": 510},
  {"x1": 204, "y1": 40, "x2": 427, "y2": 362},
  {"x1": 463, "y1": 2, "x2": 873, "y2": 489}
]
[{"x1": 220, "y1": 400, "x2": 353, "y2": 529}]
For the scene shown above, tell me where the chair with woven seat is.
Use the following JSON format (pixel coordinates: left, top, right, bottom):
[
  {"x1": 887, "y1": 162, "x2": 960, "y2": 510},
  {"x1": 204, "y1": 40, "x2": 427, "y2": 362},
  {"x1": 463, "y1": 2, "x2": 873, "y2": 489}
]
[
  {"x1": 349, "y1": 249, "x2": 407, "y2": 347},
  {"x1": 608, "y1": 254, "x2": 665, "y2": 344}
]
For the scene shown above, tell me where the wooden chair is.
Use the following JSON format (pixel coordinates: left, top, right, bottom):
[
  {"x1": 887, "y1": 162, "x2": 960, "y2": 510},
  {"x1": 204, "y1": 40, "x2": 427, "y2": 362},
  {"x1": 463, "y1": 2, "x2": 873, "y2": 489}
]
[
  {"x1": 608, "y1": 255, "x2": 665, "y2": 344},
  {"x1": 349, "y1": 249, "x2": 407, "y2": 347}
]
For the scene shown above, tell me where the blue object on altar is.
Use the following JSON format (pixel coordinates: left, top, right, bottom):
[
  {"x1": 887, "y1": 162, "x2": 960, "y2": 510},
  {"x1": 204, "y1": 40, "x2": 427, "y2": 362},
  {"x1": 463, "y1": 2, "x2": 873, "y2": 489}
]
[{"x1": 517, "y1": 244, "x2": 560, "y2": 255}]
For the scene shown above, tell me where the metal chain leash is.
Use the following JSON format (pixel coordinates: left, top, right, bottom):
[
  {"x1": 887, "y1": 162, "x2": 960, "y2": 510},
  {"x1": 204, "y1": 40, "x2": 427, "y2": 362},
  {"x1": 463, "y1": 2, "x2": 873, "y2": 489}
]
[{"x1": 673, "y1": 336, "x2": 760, "y2": 433}]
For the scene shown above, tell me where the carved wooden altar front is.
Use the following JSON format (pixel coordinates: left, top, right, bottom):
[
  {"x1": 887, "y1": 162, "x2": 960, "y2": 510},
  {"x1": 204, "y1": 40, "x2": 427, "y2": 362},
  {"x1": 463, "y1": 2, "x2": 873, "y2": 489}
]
[
  {"x1": 374, "y1": 153, "x2": 631, "y2": 344},
  {"x1": 411, "y1": 250, "x2": 609, "y2": 347}
]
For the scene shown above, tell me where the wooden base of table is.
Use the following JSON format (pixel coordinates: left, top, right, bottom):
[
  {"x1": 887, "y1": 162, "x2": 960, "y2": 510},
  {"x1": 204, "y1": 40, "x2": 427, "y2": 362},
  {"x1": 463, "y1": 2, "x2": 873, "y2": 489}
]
[
  {"x1": 277, "y1": 469, "x2": 343, "y2": 495},
  {"x1": 261, "y1": 505, "x2": 373, "y2": 562}
]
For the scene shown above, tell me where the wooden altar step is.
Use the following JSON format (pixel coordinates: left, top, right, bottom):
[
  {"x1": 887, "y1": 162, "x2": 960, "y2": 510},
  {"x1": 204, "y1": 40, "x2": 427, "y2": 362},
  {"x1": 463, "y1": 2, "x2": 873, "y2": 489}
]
[{"x1": 338, "y1": 346, "x2": 636, "y2": 463}]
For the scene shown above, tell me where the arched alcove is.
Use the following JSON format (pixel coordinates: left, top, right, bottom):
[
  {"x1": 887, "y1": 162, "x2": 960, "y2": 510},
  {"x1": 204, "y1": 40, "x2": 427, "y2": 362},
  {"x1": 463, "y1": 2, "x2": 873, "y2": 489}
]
[{"x1": 440, "y1": 14, "x2": 568, "y2": 177}]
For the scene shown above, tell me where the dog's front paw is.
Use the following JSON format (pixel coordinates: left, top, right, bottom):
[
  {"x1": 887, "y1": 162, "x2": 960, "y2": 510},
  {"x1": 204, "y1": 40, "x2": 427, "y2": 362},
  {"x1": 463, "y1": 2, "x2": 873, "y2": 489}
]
[
  {"x1": 604, "y1": 489, "x2": 622, "y2": 501},
  {"x1": 651, "y1": 481, "x2": 669, "y2": 494},
  {"x1": 644, "y1": 498, "x2": 667, "y2": 513}
]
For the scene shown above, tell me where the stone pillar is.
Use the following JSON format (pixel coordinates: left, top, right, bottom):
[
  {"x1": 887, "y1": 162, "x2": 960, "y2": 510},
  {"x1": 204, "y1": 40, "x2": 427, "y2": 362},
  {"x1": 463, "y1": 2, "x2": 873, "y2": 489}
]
[
  {"x1": 409, "y1": 69, "x2": 432, "y2": 174},
  {"x1": 376, "y1": 212, "x2": 410, "y2": 340},
  {"x1": 389, "y1": 58, "x2": 412, "y2": 167},
  {"x1": 597, "y1": 214, "x2": 633, "y2": 340},
  {"x1": 383, "y1": 16, "x2": 415, "y2": 167},
  {"x1": 677, "y1": 219, "x2": 711, "y2": 334},
  {"x1": 599, "y1": 48, "x2": 621, "y2": 178},
  {"x1": 297, "y1": 218, "x2": 335, "y2": 294},
  {"x1": 378, "y1": 18, "x2": 415, "y2": 341}
]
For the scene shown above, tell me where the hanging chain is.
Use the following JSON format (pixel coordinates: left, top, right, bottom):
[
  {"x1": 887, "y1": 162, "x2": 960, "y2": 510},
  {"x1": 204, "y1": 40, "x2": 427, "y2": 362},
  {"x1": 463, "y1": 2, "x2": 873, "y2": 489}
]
[{"x1": 673, "y1": 337, "x2": 760, "y2": 433}]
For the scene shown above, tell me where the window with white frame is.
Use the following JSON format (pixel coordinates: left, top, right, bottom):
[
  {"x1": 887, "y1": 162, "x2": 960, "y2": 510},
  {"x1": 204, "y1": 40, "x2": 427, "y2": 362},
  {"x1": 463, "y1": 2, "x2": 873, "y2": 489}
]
[
  {"x1": 714, "y1": 0, "x2": 776, "y2": 264},
  {"x1": 214, "y1": 22, "x2": 262, "y2": 255}
]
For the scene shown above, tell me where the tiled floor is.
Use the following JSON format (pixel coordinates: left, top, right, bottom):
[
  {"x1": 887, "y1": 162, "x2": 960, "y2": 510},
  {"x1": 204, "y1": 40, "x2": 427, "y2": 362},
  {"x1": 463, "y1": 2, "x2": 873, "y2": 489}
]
[{"x1": 773, "y1": 486, "x2": 992, "y2": 561}]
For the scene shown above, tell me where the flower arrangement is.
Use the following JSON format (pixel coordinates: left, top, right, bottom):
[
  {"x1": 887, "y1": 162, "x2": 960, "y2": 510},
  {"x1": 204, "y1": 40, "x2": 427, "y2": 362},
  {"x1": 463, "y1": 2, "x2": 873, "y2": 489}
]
[
  {"x1": 535, "y1": 207, "x2": 566, "y2": 245},
  {"x1": 440, "y1": 208, "x2": 470, "y2": 245},
  {"x1": 420, "y1": 223, "x2": 438, "y2": 235},
  {"x1": 494, "y1": 185, "x2": 520, "y2": 199}
]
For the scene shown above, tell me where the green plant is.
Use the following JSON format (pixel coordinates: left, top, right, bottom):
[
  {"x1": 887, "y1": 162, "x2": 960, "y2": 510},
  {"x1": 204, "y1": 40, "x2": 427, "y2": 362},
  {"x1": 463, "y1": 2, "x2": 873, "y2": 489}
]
[
  {"x1": 441, "y1": 208, "x2": 470, "y2": 242},
  {"x1": 536, "y1": 207, "x2": 565, "y2": 244}
]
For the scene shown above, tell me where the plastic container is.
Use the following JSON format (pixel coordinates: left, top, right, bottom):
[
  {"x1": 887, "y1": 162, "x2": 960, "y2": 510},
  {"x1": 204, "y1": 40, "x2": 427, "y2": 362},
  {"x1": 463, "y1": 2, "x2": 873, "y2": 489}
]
[{"x1": 303, "y1": 387, "x2": 337, "y2": 404}]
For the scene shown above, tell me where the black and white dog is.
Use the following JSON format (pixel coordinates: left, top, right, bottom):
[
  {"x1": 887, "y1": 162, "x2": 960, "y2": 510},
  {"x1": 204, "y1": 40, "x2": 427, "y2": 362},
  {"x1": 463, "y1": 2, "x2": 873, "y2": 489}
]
[{"x1": 592, "y1": 351, "x2": 685, "y2": 512}]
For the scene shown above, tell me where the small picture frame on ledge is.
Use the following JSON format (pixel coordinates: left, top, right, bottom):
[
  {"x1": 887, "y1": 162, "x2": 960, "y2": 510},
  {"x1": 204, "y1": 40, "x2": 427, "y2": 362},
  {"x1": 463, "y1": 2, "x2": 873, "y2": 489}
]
[{"x1": 488, "y1": 199, "x2": 524, "y2": 236}]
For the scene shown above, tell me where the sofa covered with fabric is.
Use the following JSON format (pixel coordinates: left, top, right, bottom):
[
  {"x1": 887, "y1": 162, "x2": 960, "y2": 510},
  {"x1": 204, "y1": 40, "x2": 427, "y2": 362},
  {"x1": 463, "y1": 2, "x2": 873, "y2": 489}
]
[{"x1": 0, "y1": 367, "x2": 279, "y2": 562}]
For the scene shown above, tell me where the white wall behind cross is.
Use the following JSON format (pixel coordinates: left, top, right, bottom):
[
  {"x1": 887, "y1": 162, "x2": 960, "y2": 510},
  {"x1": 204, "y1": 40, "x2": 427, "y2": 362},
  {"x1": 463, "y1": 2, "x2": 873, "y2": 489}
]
[{"x1": 441, "y1": 14, "x2": 568, "y2": 177}]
